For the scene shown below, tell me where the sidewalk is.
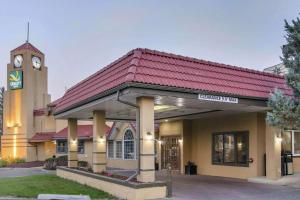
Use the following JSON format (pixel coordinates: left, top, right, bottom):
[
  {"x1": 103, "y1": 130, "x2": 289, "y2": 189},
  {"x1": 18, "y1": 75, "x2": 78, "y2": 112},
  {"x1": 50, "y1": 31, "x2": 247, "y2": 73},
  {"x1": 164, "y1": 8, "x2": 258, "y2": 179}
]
[{"x1": 248, "y1": 173, "x2": 300, "y2": 188}]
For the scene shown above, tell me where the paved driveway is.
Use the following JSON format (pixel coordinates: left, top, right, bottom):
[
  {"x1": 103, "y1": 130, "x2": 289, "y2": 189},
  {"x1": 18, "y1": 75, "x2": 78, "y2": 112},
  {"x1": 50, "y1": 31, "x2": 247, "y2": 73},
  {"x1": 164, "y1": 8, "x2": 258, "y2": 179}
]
[
  {"x1": 157, "y1": 173, "x2": 300, "y2": 200},
  {"x1": 0, "y1": 167, "x2": 54, "y2": 178}
]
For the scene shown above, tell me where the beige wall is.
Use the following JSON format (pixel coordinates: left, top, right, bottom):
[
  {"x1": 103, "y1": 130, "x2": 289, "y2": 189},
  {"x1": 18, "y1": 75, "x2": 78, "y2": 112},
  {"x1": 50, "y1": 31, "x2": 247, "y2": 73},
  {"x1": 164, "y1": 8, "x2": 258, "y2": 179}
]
[
  {"x1": 57, "y1": 168, "x2": 167, "y2": 200},
  {"x1": 37, "y1": 141, "x2": 56, "y2": 161},
  {"x1": 293, "y1": 158, "x2": 300, "y2": 172},
  {"x1": 189, "y1": 112, "x2": 266, "y2": 179}
]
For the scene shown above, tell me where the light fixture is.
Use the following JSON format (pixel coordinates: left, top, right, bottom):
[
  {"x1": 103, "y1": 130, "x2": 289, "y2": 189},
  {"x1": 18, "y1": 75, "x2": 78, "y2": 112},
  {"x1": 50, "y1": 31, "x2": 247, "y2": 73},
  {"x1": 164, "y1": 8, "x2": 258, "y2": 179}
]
[
  {"x1": 71, "y1": 139, "x2": 77, "y2": 144},
  {"x1": 158, "y1": 139, "x2": 163, "y2": 145},
  {"x1": 178, "y1": 138, "x2": 183, "y2": 143},
  {"x1": 276, "y1": 132, "x2": 283, "y2": 143},
  {"x1": 176, "y1": 98, "x2": 184, "y2": 107},
  {"x1": 98, "y1": 136, "x2": 105, "y2": 143},
  {"x1": 164, "y1": 119, "x2": 169, "y2": 122},
  {"x1": 146, "y1": 131, "x2": 153, "y2": 140}
]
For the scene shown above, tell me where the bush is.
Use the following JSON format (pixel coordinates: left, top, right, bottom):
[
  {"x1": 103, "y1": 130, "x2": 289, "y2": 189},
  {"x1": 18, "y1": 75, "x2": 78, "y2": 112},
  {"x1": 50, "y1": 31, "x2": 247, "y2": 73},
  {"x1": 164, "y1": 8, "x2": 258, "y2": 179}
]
[
  {"x1": 78, "y1": 161, "x2": 88, "y2": 168},
  {"x1": 0, "y1": 157, "x2": 25, "y2": 168},
  {"x1": 0, "y1": 159, "x2": 8, "y2": 168},
  {"x1": 44, "y1": 155, "x2": 68, "y2": 170},
  {"x1": 44, "y1": 157, "x2": 57, "y2": 170},
  {"x1": 56, "y1": 155, "x2": 68, "y2": 166}
]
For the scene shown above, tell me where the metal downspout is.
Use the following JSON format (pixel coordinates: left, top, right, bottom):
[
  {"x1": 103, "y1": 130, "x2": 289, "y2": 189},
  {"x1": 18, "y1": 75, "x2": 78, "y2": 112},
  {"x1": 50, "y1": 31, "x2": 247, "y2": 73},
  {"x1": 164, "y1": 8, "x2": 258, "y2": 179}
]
[{"x1": 116, "y1": 91, "x2": 141, "y2": 180}]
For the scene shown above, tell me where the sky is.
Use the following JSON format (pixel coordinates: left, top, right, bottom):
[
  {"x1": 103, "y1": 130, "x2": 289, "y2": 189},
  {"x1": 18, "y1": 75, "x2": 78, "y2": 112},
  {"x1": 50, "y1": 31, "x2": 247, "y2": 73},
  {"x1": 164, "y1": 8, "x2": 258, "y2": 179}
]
[{"x1": 0, "y1": 0, "x2": 300, "y2": 100}]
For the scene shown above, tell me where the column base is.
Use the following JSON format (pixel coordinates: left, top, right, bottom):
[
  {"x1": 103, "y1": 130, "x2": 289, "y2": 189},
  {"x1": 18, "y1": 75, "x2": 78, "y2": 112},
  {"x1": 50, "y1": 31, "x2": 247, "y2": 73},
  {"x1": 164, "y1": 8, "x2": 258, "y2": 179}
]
[
  {"x1": 137, "y1": 170, "x2": 155, "y2": 183},
  {"x1": 93, "y1": 164, "x2": 106, "y2": 173}
]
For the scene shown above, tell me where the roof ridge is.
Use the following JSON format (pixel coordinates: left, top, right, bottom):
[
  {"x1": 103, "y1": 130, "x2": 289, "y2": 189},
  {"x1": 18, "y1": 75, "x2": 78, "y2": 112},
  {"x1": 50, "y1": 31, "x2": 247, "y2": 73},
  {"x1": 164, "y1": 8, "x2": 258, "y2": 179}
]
[
  {"x1": 11, "y1": 42, "x2": 44, "y2": 55},
  {"x1": 137, "y1": 48, "x2": 284, "y2": 79},
  {"x1": 125, "y1": 49, "x2": 142, "y2": 82}
]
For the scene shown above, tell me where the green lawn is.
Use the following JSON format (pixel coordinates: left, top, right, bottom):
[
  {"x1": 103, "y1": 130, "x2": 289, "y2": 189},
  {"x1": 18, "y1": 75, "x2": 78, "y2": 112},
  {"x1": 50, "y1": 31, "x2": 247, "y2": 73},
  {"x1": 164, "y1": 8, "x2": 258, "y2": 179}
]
[{"x1": 0, "y1": 174, "x2": 113, "y2": 199}]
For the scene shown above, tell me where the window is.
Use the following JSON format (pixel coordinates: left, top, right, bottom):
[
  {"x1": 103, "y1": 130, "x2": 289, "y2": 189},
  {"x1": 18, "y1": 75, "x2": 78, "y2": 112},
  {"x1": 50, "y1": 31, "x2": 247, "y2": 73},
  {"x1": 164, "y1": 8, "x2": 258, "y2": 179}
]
[
  {"x1": 294, "y1": 131, "x2": 300, "y2": 155},
  {"x1": 116, "y1": 141, "x2": 122, "y2": 159},
  {"x1": 56, "y1": 140, "x2": 68, "y2": 154},
  {"x1": 78, "y1": 140, "x2": 84, "y2": 154},
  {"x1": 107, "y1": 140, "x2": 114, "y2": 158},
  {"x1": 282, "y1": 131, "x2": 292, "y2": 153},
  {"x1": 212, "y1": 132, "x2": 249, "y2": 167},
  {"x1": 282, "y1": 130, "x2": 300, "y2": 155},
  {"x1": 124, "y1": 129, "x2": 135, "y2": 159}
]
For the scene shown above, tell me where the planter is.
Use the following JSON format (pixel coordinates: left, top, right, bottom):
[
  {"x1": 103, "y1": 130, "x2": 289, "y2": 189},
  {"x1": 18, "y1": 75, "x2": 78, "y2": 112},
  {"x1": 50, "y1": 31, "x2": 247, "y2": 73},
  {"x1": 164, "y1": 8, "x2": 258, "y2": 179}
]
[{"x1": 57, "y1": 167, "x2": 167, "y2": 200}]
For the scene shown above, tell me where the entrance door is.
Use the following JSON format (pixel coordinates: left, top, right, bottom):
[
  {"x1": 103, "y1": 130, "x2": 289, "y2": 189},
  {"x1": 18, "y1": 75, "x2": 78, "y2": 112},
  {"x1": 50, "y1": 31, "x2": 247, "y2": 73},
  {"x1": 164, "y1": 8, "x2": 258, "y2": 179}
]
[{"x1": 161, "y1": 136, "x2": 180, "y2": 170}]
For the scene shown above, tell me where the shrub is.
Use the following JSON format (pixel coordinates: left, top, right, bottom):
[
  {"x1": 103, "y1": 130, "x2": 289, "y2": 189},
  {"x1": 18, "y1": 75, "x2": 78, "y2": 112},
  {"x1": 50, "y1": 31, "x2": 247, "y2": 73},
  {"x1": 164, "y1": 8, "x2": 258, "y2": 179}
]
[
  {"x1": 44, "y1": 157, "x2": 57, "y2": 170},
  {"x1": 0, "y1": 157, "x2": 25, "y2": 167},
  {"x1": 0, "y1": 159, "x2": 8, "y2": 168},
  {"x1": 78, "y1": 161, "x2": 88, "y2": 168},
  {"x1": 44, "y1": 155, "x2": 68, "y2": 170},
  {"x1": 56, "y1": 155, "x2": 68, "y2": 166}
]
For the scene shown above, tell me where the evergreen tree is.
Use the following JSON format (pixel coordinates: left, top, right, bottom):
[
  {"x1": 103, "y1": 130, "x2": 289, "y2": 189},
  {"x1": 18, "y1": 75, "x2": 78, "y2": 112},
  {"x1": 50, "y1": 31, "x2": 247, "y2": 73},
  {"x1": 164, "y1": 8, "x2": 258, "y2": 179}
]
[{"x1": 267, "y1": 16, "x2": 300, "y2": 129}]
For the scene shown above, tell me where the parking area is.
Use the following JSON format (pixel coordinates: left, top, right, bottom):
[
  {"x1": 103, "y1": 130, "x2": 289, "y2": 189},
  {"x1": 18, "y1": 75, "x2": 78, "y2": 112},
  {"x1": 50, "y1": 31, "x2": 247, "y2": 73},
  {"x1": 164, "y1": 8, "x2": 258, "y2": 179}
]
[{"x1": 157, "y1": 172, "x2": 300, "y2": 200}]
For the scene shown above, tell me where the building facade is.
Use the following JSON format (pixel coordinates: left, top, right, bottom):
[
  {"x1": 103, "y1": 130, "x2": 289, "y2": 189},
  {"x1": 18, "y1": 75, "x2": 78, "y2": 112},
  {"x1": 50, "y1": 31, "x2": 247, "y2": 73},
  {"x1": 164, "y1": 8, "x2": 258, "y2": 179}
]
[{"x1": 1, "y1": 43, "x2": 299, "y2": 182}]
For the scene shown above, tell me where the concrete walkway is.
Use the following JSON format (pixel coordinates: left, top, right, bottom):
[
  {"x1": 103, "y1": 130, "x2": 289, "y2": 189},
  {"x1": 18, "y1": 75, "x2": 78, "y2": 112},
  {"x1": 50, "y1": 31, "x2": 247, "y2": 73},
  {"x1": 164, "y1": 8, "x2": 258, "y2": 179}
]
[
  {"x1": 0, "y1": 167, "x2": 55, "y2": 178},
  {"x1": 157, "y1": 172, "x2": 300, "y2": 200},
  {"x1": 248, "y1": 173, "x2": 300, "y2": 188}
]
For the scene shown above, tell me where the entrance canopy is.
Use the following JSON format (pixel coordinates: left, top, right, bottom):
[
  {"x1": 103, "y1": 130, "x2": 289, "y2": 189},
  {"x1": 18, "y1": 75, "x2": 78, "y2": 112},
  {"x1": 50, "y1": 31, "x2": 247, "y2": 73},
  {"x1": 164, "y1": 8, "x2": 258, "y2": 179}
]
[{"x1": 54, "y1": 48, "x2": 291, "y2": 120}]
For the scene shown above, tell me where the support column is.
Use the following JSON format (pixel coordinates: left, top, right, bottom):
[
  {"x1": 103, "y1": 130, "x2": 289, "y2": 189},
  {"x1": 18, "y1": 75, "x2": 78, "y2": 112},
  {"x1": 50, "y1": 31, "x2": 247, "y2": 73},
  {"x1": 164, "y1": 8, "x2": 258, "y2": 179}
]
[
  {"x1": 68, "y1": 118, "x2": 78, "y2": 168},
  {"x1": 92, "y1": 110, "x2": 106, "y2": 173},
  {"x1": 137, "y1": 97, "x2": 155, "y2": 182},
  {"x1": 266, "y1": 124, "x2": 281, "y2": 180}
]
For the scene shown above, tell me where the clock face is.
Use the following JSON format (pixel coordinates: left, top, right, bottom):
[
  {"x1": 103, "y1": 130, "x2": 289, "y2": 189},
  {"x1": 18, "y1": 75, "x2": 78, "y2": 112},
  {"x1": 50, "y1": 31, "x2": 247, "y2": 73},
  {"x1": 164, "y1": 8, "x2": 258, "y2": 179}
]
[
  {"x1": 32, "y1": 56, "x2": 41, "y2": 69},
  {"x1": 14, "y1": 55, "x2": 23, "y2": 68}
]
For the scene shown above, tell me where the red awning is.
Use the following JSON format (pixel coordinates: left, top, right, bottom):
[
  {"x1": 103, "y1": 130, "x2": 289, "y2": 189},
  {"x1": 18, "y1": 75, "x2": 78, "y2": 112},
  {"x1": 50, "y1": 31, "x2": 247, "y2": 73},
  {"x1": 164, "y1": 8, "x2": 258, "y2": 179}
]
[
  {"x1": 53, "y1": 125, "x2": 111, "y2": 140},
  {"x1": 29, "y1": 132, "x2": 55, "y2": 143}
]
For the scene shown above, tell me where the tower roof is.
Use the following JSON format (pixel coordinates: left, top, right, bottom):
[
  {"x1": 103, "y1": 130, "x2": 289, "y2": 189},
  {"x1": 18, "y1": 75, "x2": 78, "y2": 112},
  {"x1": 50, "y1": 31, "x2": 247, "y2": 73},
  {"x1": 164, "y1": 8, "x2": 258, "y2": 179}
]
[{"x1": 11, "y1": 42, "x2": 44, "y2": 55}]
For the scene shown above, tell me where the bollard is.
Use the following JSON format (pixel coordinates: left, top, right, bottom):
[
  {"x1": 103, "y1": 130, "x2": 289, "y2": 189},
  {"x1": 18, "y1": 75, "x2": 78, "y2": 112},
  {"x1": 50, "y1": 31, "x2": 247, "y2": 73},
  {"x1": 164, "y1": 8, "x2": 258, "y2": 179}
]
[{"x1": 166, "y1": 163, "x2": 172, "y2": 198}]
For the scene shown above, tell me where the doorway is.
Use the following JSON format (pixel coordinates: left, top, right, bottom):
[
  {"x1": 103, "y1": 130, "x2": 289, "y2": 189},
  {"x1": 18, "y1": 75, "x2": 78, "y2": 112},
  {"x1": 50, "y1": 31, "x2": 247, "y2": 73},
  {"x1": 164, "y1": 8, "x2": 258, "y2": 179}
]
[{"x1": 161, "y1": 136, "x2": 181, "y2": 170}]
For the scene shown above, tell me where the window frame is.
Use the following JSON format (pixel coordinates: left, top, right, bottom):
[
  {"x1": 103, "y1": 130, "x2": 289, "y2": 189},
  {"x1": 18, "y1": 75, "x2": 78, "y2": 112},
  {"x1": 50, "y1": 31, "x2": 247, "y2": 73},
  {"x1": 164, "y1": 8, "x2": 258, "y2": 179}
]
[
  {"x1": 77, "y1": 140, "x2": 85, "y2": 154},
  {"x1": 123, "y1": 128, "x2": 136, "y2": 160},
  {"x1": 212, "y1": 131, "x2": 249, "y2": 167},
  {"x1": 107, "y1": 140, "x2": 115, "y2": 159},
  {"x1": 115, "y1": 140, "x2": 123, "y2": 159},
  {"x1": 285, "y1": 130, "x2": 300, "y2": 156},
  {"x1": 56, "y1": 140, "x2": 68, "y2": 154}
]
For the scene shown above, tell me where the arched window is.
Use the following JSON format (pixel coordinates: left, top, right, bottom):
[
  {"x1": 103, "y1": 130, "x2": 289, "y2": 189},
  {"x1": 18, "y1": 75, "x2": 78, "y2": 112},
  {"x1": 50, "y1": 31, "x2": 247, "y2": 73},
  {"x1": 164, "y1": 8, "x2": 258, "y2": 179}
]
[{"x1": 123, "y1": 129, "x2": 135, "y2": 159}]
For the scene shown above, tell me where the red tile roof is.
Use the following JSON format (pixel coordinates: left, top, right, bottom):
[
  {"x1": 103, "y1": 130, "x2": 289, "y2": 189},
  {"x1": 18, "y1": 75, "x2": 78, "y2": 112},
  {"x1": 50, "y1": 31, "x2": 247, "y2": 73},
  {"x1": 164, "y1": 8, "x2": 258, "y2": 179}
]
[
  {"x1": 11, "y1": 42, "x2": 44, "y2": 55},
  {"x1": 55, "y1": 48, "x2": 292, "y2": 113},
  {"x1": 29, "y1": 132, "x2": 56, "y2": 142},
  {"x1": 53, "y1": 125, "x2": 111, "y2": 140},
  {"x1": 33, "y1": 108, "x2": 47, "y2": 116}
]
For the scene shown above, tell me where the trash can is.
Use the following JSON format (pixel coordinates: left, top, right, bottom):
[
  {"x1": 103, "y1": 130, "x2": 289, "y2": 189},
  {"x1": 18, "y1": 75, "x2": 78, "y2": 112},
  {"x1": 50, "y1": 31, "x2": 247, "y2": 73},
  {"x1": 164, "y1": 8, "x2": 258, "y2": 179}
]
[{"x1": 185, "y1": 161, "x2": 197, "y2": 175}]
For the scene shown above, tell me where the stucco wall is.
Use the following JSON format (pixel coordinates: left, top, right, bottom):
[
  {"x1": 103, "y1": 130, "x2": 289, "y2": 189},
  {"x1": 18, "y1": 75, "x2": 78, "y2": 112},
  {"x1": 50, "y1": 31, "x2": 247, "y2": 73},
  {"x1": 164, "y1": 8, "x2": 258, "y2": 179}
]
[
  {"x1": 189, "y1": 112, "x2": 266, "y2": 179},
  {"x1": 293, "y1": 157, "x2": 300, "y2": 172}
]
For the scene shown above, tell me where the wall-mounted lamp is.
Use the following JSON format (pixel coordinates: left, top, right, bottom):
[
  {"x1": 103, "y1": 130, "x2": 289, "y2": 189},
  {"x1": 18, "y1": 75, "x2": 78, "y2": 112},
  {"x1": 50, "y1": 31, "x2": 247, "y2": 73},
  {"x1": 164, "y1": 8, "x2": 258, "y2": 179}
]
[
  {"x1": 276, "y1": 132, "x2": 283, "y2": 143},
  {"x1": 146, "y1": 131, "x2": 153, "y2": 140},
  {"x1": 178, "y1": 138, "x2": 183, "y2": 144},
  {"x1": 53, "y1": 141, "x2": 57, "y2": 145},
  {"x1": 71, "y1": 139, "x2": 77, "y2": 144},
  {"x1": 98, "y1": 136, "x2": 105, "y2": 143}
]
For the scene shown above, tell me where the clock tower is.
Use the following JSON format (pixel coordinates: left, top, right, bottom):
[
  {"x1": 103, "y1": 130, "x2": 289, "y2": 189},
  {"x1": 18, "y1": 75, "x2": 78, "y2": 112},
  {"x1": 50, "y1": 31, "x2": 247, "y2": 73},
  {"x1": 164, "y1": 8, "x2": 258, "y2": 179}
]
[{"x1": 1, "y1": 42, "x2": 53, "y2": 161}]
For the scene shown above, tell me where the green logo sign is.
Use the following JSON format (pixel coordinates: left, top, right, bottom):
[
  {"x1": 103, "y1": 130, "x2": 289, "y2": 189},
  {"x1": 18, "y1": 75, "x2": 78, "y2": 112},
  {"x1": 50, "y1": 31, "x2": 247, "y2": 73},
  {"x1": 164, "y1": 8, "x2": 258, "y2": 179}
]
[{"x1": 9, "y1": 70, "x2": 23, "y2": 90}]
